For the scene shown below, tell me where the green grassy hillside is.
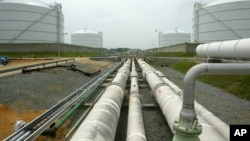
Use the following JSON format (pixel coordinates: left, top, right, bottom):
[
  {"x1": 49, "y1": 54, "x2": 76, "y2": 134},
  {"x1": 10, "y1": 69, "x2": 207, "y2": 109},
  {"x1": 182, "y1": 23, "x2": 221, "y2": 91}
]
[{"x1": 171, "y1": 61, "x2": 250, "y2": 100}]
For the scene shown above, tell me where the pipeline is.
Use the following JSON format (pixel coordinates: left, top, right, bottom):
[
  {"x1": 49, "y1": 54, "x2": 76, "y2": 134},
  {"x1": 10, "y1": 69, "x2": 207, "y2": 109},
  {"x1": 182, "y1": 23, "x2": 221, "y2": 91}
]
[
  {"x1": 153, "y1": 68, "x2": 229, "y2": 140},
  {"x1": 4, "y1": 61, "x2": 122, "y2": 141},
  {"x1": 44, "y1": 64, "x2": 112, "y2": 136},
  {"x1": 70, "y1": 59, "x2": 131, "y2": 141},
  {"x1": 178, "y1": 63, "x2": 250, "y2": 140},
  {"x1": 22, "y1": 64, "x2": 101, "y2": 77},
  {"x1": 137, "y1": 59, "x2": 228, "y2": 141},
  {"x1": 153, "y1": 69, "x2": 183, "y2": 95},
  {"x1": 126, "y1": 59, "x2": 146, "y2": 141},
  {"x1": 137, "y1": 58, "x2": 182, "y2": 132},
  {"x1": 196, "y1": 38, "x2": 250, "y2": 60}
]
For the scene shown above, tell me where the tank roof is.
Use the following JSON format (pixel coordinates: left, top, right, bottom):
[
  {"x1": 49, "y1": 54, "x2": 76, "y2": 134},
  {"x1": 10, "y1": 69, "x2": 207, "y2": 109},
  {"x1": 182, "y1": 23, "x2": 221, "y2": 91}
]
[
  {"x1": 0, "y1": 0, "x2": 52, "y2": 8},
  {"x1": 162, "y1": 28, "x2": 189, "y2": 34},
  {"x1": 205, "y1": 0, "x2": 250, "y2": 7},
  {"x1": 73, "y1": 29, "x2": 100, "y2": 34}
]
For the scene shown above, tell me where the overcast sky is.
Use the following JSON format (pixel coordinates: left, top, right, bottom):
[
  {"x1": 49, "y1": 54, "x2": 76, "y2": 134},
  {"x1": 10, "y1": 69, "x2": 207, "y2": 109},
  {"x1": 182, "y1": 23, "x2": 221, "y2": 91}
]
[{"x1": 42, "y1": 0, "x2": 213, "y2": 49}]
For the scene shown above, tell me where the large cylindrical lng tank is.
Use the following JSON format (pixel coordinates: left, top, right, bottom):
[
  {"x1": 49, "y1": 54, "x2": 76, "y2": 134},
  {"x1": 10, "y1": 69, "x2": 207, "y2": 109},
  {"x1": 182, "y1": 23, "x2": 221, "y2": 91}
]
[
  {"x1": 193, "y1": 0, "x2": 250, "y2": 43},
  {"x1": 159, "y1": 29, "x2": 191, "y2": 47},
  {"x1": 71, "y1": 29, "x2": 103, "y2": 48},
  {"x1": 0, "y1": 0, "x2": 64, "y2": 43}
]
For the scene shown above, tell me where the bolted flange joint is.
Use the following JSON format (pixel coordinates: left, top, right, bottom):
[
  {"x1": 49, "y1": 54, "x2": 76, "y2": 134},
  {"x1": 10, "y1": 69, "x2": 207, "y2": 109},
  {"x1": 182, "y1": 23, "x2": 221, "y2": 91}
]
[{"x1": 173, "y1": 119, "x2": 202, "y2": 141}]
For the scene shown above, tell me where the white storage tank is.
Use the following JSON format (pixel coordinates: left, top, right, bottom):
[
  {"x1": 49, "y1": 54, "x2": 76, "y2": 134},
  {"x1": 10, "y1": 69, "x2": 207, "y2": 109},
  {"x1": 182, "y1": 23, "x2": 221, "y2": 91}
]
[
  {"x1": 159, "y1": 29, "x2": 191, "y2": 47},
  {"x1": 0, "y1": 0, "x2": 64, "y2": 43},
  {"x1": 193, "y1": 0, "x2": 250, "y2": 43},
  {"x1": 71, "y1": 29, "x2": 103, "y2": 48}
]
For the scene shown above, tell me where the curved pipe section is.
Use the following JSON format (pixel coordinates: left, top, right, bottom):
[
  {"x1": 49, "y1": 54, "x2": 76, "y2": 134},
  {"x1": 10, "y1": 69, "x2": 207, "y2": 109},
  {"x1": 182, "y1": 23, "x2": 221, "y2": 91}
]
[
  {"x1": 70, "y1": 59, "x2": 131, "y2": 141},
  {"x1": 196, "y1": 38, "x2": 250, "y2": 60},
  {"x1": 137, "y1": 59, "x2": 229, "y2": 141},
  {"x1": 126, "y1": 59, "x2": 146, "y2": 141},
  {"x1": 179, "y1": 63, "x2": 250, "y2": 138}
]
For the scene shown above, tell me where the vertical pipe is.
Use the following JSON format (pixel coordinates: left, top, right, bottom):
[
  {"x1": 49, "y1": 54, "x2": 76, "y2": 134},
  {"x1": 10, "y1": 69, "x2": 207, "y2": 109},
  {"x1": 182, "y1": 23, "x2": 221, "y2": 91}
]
[
  {"x1": 70, "y1": 59, "x2": 131, "y2": 141},
  {"x1": 137, "y1": 59, "x2": 228, "y2": 141},
  {"x1": 178, "y1": 63, "x2": 250, "y2": 140},
  {"x1": 126, "y1": 59, "x2": 146, "y2": 141}
]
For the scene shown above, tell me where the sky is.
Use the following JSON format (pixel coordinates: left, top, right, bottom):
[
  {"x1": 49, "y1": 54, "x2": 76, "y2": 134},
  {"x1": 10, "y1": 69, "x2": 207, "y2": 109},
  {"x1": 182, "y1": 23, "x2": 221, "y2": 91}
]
[{"x1": 42, "y1": 0, "x2": 213, "y2": 49}]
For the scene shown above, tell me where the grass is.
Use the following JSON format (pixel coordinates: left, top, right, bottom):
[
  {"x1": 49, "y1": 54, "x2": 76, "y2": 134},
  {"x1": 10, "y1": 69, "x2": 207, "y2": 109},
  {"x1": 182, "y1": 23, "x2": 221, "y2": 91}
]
[
  {"x1": 171, "y1": 61, "x2": 250, "y2": 100},
  {"x1": 154, "y1": 52, "x2": 196, "y2": 57},
  {"x1": 1, "y1": 52, "x2": 101, "y2": 58}
]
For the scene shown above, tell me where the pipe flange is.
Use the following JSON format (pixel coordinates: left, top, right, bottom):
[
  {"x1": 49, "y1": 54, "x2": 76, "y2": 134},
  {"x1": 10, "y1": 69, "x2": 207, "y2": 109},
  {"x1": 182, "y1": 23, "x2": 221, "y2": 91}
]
[
  {"x1": 173, "y1": 119, "x2": 202, "y2": 137},
  {"x1": 153, "y1": 83, "x2": 168, "y2": 94}
]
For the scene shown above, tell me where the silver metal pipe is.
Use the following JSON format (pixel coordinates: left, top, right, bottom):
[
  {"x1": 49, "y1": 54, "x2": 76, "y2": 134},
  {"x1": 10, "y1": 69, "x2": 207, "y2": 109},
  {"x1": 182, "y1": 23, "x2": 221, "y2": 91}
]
[
  {"x1": 152, "y1": 65, "x2": 228, "y2": 140},
  {"x1": 179, "y1": 63, "x2": 250, "y2": 138},
  {"x1": 70, "y1": 59, "x2": 131, "y2": 141},
  {"x1": 137, "y1": 59, "x2": 230, "y2": 141},
  {"x1": 127, "y1": 60, "x2": 146, "y2": 141}
]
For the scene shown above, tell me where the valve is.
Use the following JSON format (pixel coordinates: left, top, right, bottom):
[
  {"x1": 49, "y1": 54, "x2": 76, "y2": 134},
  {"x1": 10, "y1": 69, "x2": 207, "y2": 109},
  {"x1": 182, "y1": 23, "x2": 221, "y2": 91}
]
[{"x1": 173, "y1": 119, "x2": 202, "y2": 141}]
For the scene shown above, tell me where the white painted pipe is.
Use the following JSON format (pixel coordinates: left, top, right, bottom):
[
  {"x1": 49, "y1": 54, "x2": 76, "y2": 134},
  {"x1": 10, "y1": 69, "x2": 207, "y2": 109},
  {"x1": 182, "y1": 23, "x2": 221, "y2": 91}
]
[
  {"x1": 70, "y1": 59, "x2": 131, "y2": 141},
  {"x1": 196, "y1": 38, "x2": 250, "y2": 59},
  {"x1": 126, "y1": 60, "x2": 147, "y2": 141},
  {"x1": 180, "y1": 63, "x2": 250, "y2": 140},
  {"x1": 137, "y1": 59, "x2": 228, "y2": 141},
  {"x1": 153, "y1": 70, "x2": 183, "y2": 95},
  {"x1": 153, "y1": 66, "x2": 227, "y2": 140}
]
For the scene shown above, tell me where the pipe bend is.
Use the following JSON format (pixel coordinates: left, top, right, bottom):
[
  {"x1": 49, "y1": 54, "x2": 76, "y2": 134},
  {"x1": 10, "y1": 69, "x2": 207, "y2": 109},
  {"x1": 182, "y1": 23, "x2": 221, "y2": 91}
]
[
  {"x1": 180, "y1": 63, "x2": 209, "y2": 129},
  {"x1": 183, "y1": 63, "x2": 208, "y2": 85}
]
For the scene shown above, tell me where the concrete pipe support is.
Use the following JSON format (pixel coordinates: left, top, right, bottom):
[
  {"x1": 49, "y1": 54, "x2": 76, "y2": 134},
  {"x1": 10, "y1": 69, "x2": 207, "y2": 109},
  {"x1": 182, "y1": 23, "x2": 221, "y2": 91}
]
[
  {"x1": 126, "y1": 59, "x2": 147, "y2": 141},
  {"x1": 70, "y1": 59, "x2": 131, "y2": 141}
]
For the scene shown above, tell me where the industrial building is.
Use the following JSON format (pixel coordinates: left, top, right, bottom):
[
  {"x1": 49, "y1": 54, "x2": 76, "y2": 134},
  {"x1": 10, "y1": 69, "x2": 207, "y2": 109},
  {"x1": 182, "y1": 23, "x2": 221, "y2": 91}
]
[
  {"x1": 0, "y1": 0, "x2": 64, "y2": 43},
  {"x1": 193, "y1": 0, "x2": 250, "y2": 43},
  {"x1": 159, "y1": 29, "x2": 191, "y2": 47},
  {"x1": 71, "y1": 29, "x2": 103, "y2": 48}
]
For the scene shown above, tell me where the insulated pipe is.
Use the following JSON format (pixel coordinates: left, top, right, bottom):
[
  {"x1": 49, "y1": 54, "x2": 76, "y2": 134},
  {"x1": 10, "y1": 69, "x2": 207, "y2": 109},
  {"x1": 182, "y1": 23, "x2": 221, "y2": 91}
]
[
  {"x1": 196, "y1": 38, "x2": 250, "y2": 59},
  {"x1": 152, "y1": 65, "x2": 228, "y2": 140},
  {"x1": 153, "y1": 70, "x2": 183, "y2": 95},
  {"x1": 70, "y1": 59, "x2": 131, "y2": 141},
  {"x1": 179, "y1": 63, "x2": 250, "y2": 137},
  {"x1": 137, "y1": 59, "x2": 182, "y2": 132},
  {"x1": 126, "y1": 60, "x2": 146, "y2": 141},
  {"x1": 137, "y1": 59, "x2": 228, "y2": 141},
  {"x1": 149, "y1": 65, "x2": 228, "y2": 140}
]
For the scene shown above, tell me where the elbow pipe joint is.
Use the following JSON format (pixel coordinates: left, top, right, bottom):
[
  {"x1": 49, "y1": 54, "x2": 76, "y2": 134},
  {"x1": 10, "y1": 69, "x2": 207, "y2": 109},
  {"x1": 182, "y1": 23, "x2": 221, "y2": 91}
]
[
  {"x1": 176, "y1": 62, "x2": 250, "y2": 141},
  {"x1": 174, "y1": 64, "x2": 208, "y2": 141},
  {"x1": 179, "y1": 64, "x2": 208, "y2": 127}
]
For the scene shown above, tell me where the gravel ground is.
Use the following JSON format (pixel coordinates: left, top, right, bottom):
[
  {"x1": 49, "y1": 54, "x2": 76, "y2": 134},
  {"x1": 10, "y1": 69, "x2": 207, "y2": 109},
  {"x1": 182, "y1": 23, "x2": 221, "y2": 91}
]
[
  {"x1": 2, "y1": 60, "x2": 249, "y2": 140},
  {"x1": 156, "y1": 66, "x2": 250, "y2": 125},
  {"x1": 0, "y1": 59, "x2": 114, "y2": 140},
  {"x1": 0, "y1": 67, "x2": 92, "y2": 111},
  {"x1": 0, "y1": 60, "x2": 111, "y2": 111}
]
